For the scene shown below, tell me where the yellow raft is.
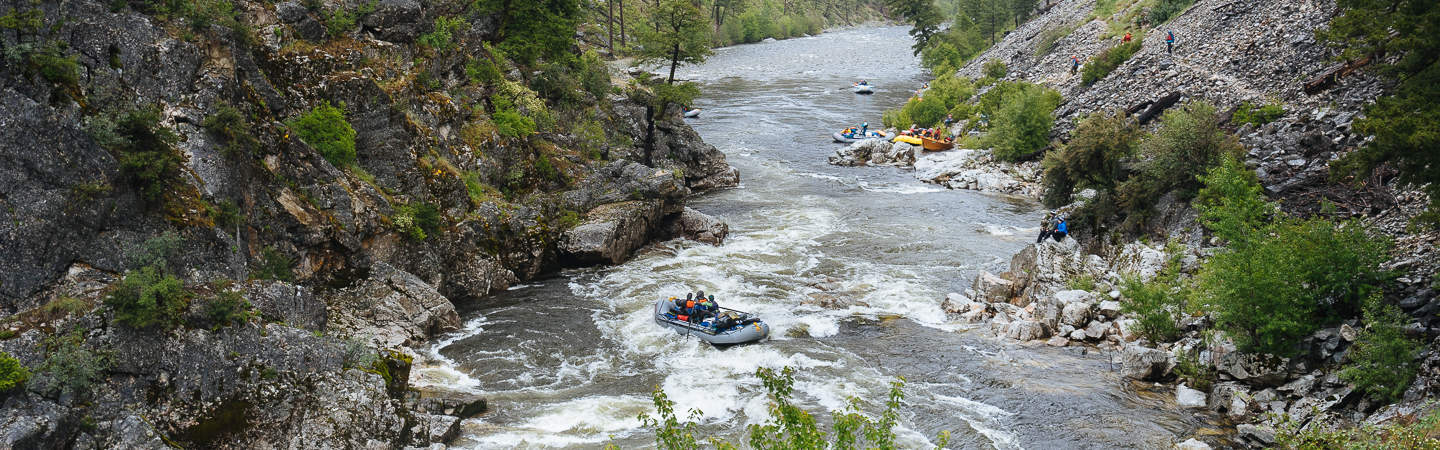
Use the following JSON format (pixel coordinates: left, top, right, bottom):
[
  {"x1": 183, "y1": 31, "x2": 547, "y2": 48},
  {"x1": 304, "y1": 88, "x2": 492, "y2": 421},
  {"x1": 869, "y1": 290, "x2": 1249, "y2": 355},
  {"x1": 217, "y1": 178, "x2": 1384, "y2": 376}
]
[{"x1": 892, "y1": 135, "x2": 923, "y2": 145}]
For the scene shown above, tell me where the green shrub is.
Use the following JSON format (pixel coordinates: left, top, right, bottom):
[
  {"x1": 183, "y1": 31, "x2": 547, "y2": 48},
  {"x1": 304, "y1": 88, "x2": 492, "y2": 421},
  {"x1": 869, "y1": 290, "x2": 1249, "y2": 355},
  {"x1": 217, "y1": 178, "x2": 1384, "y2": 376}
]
[
  {"x1": 1193, "y1": 155, "x2": 1275, "y2": 244},
  {"x1": 886, "y1": 73, "x2": 978, "y2": 129},
  {"x1": 323, "y1": 1, "x2": 375, "y2": 37},
  {"x1": 202, "y1": 104, "x2": 259, "y2": 157},
  {"x1": 1119, "y1": 274, "x2": 1185, "y2": 343},
  {"x1": 1034, "y1": 25, "x2": 1075, "y2": 57},
  {"x1": 1115, "y1": 101, "x2": 1242, "y2": 227},
  {"x1": 1198, "y1": 217, "x2": 1392, "y2": 355},
  {"x1": 393, "y1": 201, "x2": 441, "y2": 241},
  {"x1": 1081, "y1": 38, "x2": 1143, "y2": 86},
  {"x1": 986, "y1": 83, "x2": 1062, "y2": 161},
  {"x1": 129, "y1": 231, "x2": 182, "y2": 272},
  {"x1": 107, "y1": 265, "x2": 188, "y2": 329},
  {"x1": 465, "y1": 56, "x2": 504, "y2": 86},
  {"x1": 1231, "y1": 101, "x2": 1286, "y2": 126},
  {"x1": 1172, "y1": 350, "x2": 1216, "y2": 392},
  {"x1": 417, "y1": 15, "x2": 466, "y2": 53},
  {"x1": 1041, "y1": 110, "x2": 1140, "y2": 207},
  {"x1": 1066, "y1": 274, "x2": 1098, "y2": 292},
  {"x1": 204, "y1": 289, "x2": 253, "y2": 328},
  {"x1": 1341, "y1": 295, "x2": 1422, "y2": 403},
  {"x1": 31, "y1": 330, "x2": 108, "y2": 397},
  {"x1": 86, "y1": 107, "x2": 183, "y2": 204},
  {"x1": 250, "y1": 246, "x2": 295, "y2": 281},
  {"x1": 289, "y1": 101, "x2": 357, "y2": 167},
  {"x1": 0, "y1": 351, "x2": 29, "y2": 392},
  {"x1": 28, "y1": 44, "x2": 80, "y2": 88},
  {"x1": 983, "y1": 59, "x2": 1008, "y2": 79},
  {"x1": 1150, "y1": 0, "x2": 1196, "y2": 24}
]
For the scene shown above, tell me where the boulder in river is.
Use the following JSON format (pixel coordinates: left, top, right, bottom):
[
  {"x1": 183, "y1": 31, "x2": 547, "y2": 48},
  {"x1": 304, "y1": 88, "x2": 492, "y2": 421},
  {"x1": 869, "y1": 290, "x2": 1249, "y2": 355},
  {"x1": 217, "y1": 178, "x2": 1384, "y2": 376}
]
[
  {"x1": 1120, "y1": 344, "x2": 1174, "y2": 381},
  {"x1": 973, "y1": 271, "x2": 1017, "y2": 303}
]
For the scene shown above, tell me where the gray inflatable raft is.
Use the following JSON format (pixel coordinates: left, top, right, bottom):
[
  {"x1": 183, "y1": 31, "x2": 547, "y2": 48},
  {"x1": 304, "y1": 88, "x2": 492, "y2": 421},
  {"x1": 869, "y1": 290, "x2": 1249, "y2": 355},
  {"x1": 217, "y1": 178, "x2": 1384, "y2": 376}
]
[{"x1": 654, "y1": 298, "x2": 770, "y2": 345}]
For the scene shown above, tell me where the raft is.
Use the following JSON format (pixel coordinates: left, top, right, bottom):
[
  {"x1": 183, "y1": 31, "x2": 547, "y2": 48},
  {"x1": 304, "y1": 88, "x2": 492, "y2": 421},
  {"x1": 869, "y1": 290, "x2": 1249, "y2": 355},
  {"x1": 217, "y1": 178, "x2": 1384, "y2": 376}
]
[
  {"x1": 683, "y1": 108, "x2": 701, "y2": 118},
  {"x1": 853, "y1": 84, "x2": 873, "y2": 94},
  {"x1": 892, "y1": 135, "x2": 923, "y2": 145},
  {"x1": 654, "y1": 298, "x2": 770, "y2": 345},
  {"x1": 920, "y1": 135, "x2": 954, "y2": 151},
  {"x1": 832, "y1": 130, "x2": 887, "y2": 143}
]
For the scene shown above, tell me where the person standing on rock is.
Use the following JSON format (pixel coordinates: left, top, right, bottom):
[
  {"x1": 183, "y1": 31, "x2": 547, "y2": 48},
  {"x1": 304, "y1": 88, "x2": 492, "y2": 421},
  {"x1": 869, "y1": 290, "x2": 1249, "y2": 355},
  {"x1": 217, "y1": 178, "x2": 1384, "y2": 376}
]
[
  {"x1": 1071, "y1": 56, "x2": 1080, "y2": 74},
  {"x1": 1166, "y1": 31, "x2": 1175, "y2": 54}
]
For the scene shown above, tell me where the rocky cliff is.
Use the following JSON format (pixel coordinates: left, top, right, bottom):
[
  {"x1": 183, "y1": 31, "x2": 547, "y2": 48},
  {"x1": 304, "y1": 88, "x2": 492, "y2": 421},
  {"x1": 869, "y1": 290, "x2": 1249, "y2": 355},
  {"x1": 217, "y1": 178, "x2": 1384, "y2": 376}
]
[{"x1": 0, "y1": 0, "x2": 734, "y2": 447}]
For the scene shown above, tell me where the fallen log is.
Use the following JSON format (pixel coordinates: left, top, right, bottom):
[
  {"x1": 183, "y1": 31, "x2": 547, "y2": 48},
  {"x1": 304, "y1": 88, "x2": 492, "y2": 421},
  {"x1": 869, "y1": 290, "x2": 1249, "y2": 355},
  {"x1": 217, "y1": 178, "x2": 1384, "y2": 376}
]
[
  {"x1": 1136, "y1": 92, "x2": 1183, "y2": 125},
  {"x1": 1303, "y1": 55, "x2": 1372, "y2": 95}
]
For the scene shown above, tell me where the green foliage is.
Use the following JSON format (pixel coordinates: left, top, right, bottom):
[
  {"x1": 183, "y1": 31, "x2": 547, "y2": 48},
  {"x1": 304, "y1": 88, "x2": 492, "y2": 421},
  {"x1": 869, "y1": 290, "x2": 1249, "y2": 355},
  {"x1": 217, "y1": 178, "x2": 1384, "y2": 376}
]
[
  {"x1": 1115, "y1": 101, "x2": 1241, "y2": 227},
  {"x1": 129, "y1": 231, "x2": 182, "y2": 272},
  {"x1": 0, "y1": 351, "x2": 29, "y2": 393},
  {"x1": 289, "y1": 102, "x2": 357, "y2": 167},
  {"x1": 1149, "y1": 0, "x2": 1195, "y2": 24},
  {"x1": 465, "y1": 54, "x2": 505, "y2": 86},
  {"x1": 888, "y1": 0, "x2": 943, "y2": 55},
  {"x1": 86, "y1": 107, "x2": 183, "y2": 205},
  {"x1": 713, "y1": 3, "x2": 823, "y2": 46},
  {"x1": 31, "y1": 330, "x2": 109, "y2": 397},
  {"x1": 202, "y1": 104, "x2": 260, "y2": 157},
  {"x1": 1198, "y1": 215, "x2": 1393, "y2": 355},
  {"x1": 204, "y1": 289, "x2": 254, "y2": 328},
  {"x1": 1193, "y1": 155, "x2": 1275, "y2": 244},
  {"x1": 323, "y1": 0, "x2": 375, "y2": 37},
  {"x1": 1066, "y1": 274, "x2": 1098, "y2": 292},
  {"x1": 392, "y1": 201, "x2": 441, "y2": 241},
  {"x1": 1041, "y1": 110, "x2": 1140, "y2": 207},
  {"x1": 106, "y1": 265, "x2": 189, "y2": 330},
  {"x1": 250, "y1": 246, "x2": 295, "y2": 282},
  {"x1": 635, "y1": 0, "x2": 713, "y2": 83},
  {"x1": 1340, "y1": 295, "x2": 1422, "y2": 403},
  {"x1": 417, "y1": 15, "x2": 466, "y2": 53},
  {"x1": 475, "y1": 0, "x2": 582, "y2": 65},
  {"x1": 637, "y1": 366, "x2": 947, "y2": 449},
  {"x1": 1081, "y1": 38, "x2": 1143, "y2": 85},
  {"x1": 491, "y1": 97, "x2": 537, "y2": 139},
  {"x1": 1275, "y1": 405, "x2": 1440, "y2": 449},
  {"x1": 0, "y1": 8, "x2": 43, "y2": 33},
  {"x1": 27, "y1": 43, "x2": 80, "y2": 88},
  {"x1": 1231, "y1": 101, "x2": 1286, "y2": 126},
  {"x1": 983, "y1": 59, "x2": 1008, "y2": 78},
  {"x1": 1119, "y1": 241, "x2": 1190, "y2": 343},
  {"x1": 1172, "y1": 350, "x2": 1217, "y2": 392},
  {"x1": 1322, "y1": 0, "x2": 1440, "y2": 225},
  {"x1": 985, "y1": 82, "x2": 1062, "y2": 161}
]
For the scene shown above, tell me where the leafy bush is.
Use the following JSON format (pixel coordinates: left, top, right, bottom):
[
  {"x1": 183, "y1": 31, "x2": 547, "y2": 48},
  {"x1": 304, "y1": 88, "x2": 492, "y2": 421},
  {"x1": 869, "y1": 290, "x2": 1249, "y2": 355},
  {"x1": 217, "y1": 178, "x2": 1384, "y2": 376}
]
[
  {"x1": 86, "y1": 107, "x2": 183, "y2": 205},
  {"x1": 1034, "y1": 25, "x2": 1075, "y2": 57},
  {"x1": 289, "y1": 101, "x2": 357, "y2": 167},
  {"x1": 204, "y1": 289, "x2": 253, "y2": 328},
  {"x1": 1066, "y1": 274, "x2": 1098, "y2": 292},
  {"x1": 1150, "y1": 0, "x2": 1196, "y2": 24},
  {"x1": 1119, "y1": 244, "x2": 1189, "y2": 343},
  {"x1": 0, "y1": 351, "x2": 29, "y2": 393},
  {"x1": 27, "y1": 43, "x2": 80, "y2": 88},
  {"x1": 250, "y1": 246, "x2": 294, "y2": 281},
  {"x1": 202, "y1": 104, "x2": 259, "y2": 157},
  {"x1": 129, "y1": 231, "x2": 182, "y2": 271},
  {"x1": 1172, "y1": 349, "x2": 1217, "y2": 392},
  {"x1": 986, "y1": 82, "x2": 1062, "y2": 161},
  {"x1": 1340, "y1": 295, "x2": 1422, "y2": 403},
  {"x1": 1081, "y1": 38, "x2": 1143, "y2": 86},
  {"x1": 465, "y1": 56, "x2": 504, "y2": 86},
  {"x1": 885, "y1": 73, "x2": 978, "y2": 129},
  {"x1": 417, "y1": 15, "x2": 466, "y2": 53},
  {"x1": 392, "y1": 201, "x2": 441, "y2": 241},
  {"x1": 637, "y1": 366, "x2": 948, "y2": 449},
  {"x1": 1041, "y1": 110, "x2": 1140, "y2": 207},
  {"x1": 31, "y1": 331, "x2": 108, "y2": 397},
  {"x1": 323, "y1": 0, "x2": 375, "y2": 37},
  {"x1": 1198, "y1": 217, "x2": 1392, "y2": 355},
  {"x1": 983, "y1": 59, "x2": 1008, "y2": 79},
  {"x1": 1115, "y1": 101, "x2": 1241, "y2": 227},
  {"x1": 1193, "y1": 155, "x2": 1275, "y2": 244},
  {"x1": 107, "y1": 265, "x2": 188, "y2": 330},
  {"x1": 1231, "y1": 101, "x2": 1286, "y2": 126}
]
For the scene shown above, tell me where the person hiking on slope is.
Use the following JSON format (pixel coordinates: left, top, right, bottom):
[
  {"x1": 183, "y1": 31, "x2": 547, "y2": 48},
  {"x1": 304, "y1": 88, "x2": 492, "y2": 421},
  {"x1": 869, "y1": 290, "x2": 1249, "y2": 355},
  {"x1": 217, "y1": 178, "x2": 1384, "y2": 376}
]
[
  {"x1": 1122, "y1": 32, "x2": 1132, "y2": 43},
  {"x1": 1166, "y1": 31, "x2": 1175, "y2": 54},
  {"x1": 1071, "y1": 56, "x2": 1080, "y2": 75}
]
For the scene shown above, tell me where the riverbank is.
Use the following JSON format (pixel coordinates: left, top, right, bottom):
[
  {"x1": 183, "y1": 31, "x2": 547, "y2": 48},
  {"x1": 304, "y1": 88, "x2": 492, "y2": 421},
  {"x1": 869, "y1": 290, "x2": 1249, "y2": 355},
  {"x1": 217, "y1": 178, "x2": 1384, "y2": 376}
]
[{"x1": 896, "y1": 0, "x2": 1440, "y2": 447}]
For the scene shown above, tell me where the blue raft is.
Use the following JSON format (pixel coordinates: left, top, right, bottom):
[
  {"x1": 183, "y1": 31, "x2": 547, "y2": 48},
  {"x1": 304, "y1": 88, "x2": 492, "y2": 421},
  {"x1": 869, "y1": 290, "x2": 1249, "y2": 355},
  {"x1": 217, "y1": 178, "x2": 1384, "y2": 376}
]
[{"x1": 654, "y1": 298, "x2": 770, "y2": 345}]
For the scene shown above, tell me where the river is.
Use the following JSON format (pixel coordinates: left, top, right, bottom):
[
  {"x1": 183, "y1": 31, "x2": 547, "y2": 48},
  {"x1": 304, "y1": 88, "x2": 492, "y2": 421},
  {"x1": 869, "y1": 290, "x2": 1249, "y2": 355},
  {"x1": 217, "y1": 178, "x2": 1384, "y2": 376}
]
[{"x1": 413, "y1": 25, "x2": 1206, "y2": 449}]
